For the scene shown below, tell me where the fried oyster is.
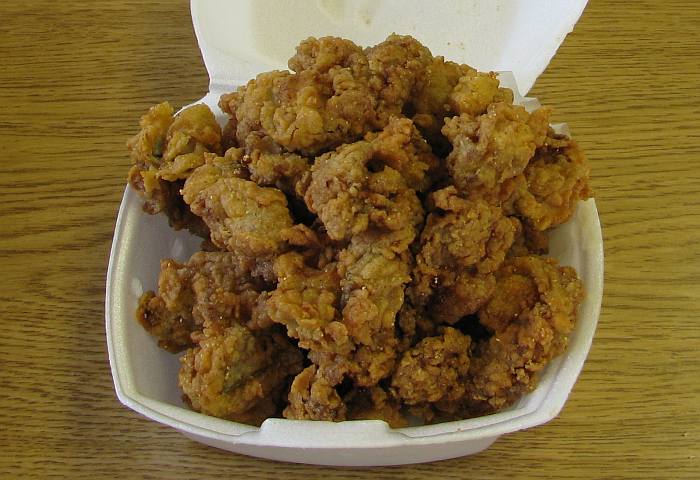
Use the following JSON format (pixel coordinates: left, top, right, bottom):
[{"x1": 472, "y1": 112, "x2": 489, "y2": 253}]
[{"x1": 127, "y1": 34, "x2": 590, "y2": 427}]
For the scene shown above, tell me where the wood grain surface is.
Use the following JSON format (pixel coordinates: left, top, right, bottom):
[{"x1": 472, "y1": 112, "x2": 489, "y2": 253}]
[{"x1": 1, "y1": 0, "x2": 699, "y2": 478}]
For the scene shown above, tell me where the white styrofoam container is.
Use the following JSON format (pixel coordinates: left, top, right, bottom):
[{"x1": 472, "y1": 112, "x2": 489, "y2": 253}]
[{"x1": 106, "y1": 0, "x2": 601, "y2": 466}]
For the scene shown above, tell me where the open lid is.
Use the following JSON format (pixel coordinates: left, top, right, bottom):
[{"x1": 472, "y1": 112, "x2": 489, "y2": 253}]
[{"x1": 191, "y1": 0, "x2": 587, "y2": 95}]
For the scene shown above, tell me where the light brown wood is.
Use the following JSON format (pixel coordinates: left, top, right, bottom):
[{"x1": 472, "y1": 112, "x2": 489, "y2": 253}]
[{"x1": 1, "y1": 0, "x2": 699, "y2": 477}]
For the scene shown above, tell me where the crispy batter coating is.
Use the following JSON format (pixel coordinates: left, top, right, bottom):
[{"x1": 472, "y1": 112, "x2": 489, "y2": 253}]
[
  {"x1": 513, "y1": 134, "x2": 591, "y2": 230},
  {"x1": 364, "y1": 116, "x2": 440, "y2": 191},
  {"x1": 509, "y1": 218, "x2": 550, "y2": 257},
  {"x1": 429, "y1": 273, "x2": 497, "y2": 325},
  {"x1": 183, "y1": 156, "x2": 293, "y2": 258},
  {"x1": 137, "y1": 291, "x2": 195, "y2": 353},
  {"x1": 466, "y1": 256, "x2": 584, "y2": 412},
  {"x1": 478, "y1": 262, "x2": 540, "y2": 333},
  {"x1": 129, "y1": 34, "x2": 591, "y2": 427},
  {"x1": 396, "y1": 303, "x2": 437, "y2": 351},
  {"x1": 242, "y1": 133, "x2": 311, "y2": 195},
  {"x1": 219, "y1": 36, "x2": 374, "y2": 156},
  {"x1": 333, "y1": 229, "x2": 416, "y2": 386},
  {"x1": 284, "y1": 365, "x2": 347, "y2": 421},
  {"x1": 391, "y1": 327, "x2": 471, "y2": 406},
  {"x1": 269, "y1": 228, "x2": 416, "y2": 388},
  {"x1": 442, "y1": 103, "x2": 549, "y2": 195},
  {"x1": 266, "y1": 252, "x2": 350, "y2": 360},
  {"x1": 287, "y1": 36, "x2": 365, "y2": 74},
  {"x1": 448, "y1": 71, "x2": 514, "y2": 117},
  {"x1": 179, "y1": 324, "x2": 303, "y2": 425},
  {"x1": 136, "y1": 251, "x2": 271, "y2": 352},
  {"x1": 304, "y1": 118, "x2": 429, "y2": 240},
  {"x1": 220, "y1": 35, "x2": 436, "y2": 156},
  {"x1": 127, "y1": 102, "x2": 222, "y2": 234},
  {"x1": 366, "y1": 34, "x2": 433, "y2": 121},
  {"x1": 413, "y1": 57, "x2": 474, "y2": 119},
  {"x1": 410, "y1": 57, "x2": 474, "y2": 150},
  {"x1": 411, "y1": 187, "x2": 517, "y2": 322}
]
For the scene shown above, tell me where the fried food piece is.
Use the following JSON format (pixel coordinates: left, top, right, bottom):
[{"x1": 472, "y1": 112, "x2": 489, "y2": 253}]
[
  {"x1": 412, "y1": 57, "x2": 474, "y2": 119},
  {"x1": 269, "y1": 223, "x2": 418, "y2": 388},
  {"x1": 304, "y1": 118, "x2": 429, "y2": 240},
  {"x1": 442, "y1": 103, "x2": 550, "y2": 196},
  {"x1": 466, "y1": 256, "x2": 584, "y2": 412},
  {"x1": 183, "y1": 157, "x2": 293, "y2": 258},
  {"x1": 242, "y1": 133, "x2": 311, "y2": 195},
  {"x1": 429, "y1": 273, "x2": 497, "y2": 325},
  {"x1": 284, "y1": 365, "x2": 347, "y2": 421},
  {"x1": 366, "y1": 34, "x2": 433, "y2": 121},
  {"x1": 220, "y1": 37, "x2": 374, "y2": 156},
  {"x1": 266, "y1": 252, "x2": 351, "y2": 360},
  {"x1": 127, "y1": 102, "x2": 222, "y2": 233},
  {"x1": 332, "y1": 229, "x2": 416, "y2": 386},
  {"x1": 220, "y1": 35, "x2": 436, "y2": 156},
  {"x1": 136, "y1": 251, "x2": 271, "y2": 352},
  {"x1": 346, "y1": 386, "x2": 407, "y2": 428},
  {"x1": 513, "y1": 134, "x2": 591, "y2": 231},
  {"x1": 136, "y1": 291, "x2": 195, "y2": 353},
  {"x1": 179, "y1": 324, "x2": 303, "y2": 425},
  {"x1": 448, "y1": 71, "x2": 514, "y2": 117},
  {"x1": 478, "y1": 262, "x2": 540, "y2": 333},
  {"x1": 364, "y1": 116, "x2": 439, "y2": 191},
  {"x1": 509, "y1": 218, "x2": 550, "y2": 257},
  {"x1": 411, "y1": 187, "x2": 517, "y2": 323},
  {"x1": 410, "y1": 57, "x2": 474, "y2": 150},
  {"x1": 391, "y1": 327, "x2": 471, "y2": 407},
  {"x1": 127, "y1": 103, "x2": 222, "y2": 176},
  {"x1": 288, "y1": 35, "x2": 366, "y2": 73}
]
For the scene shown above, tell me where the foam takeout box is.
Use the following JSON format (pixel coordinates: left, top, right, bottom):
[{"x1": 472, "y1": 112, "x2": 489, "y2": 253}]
[{"x1": 106, "y1": 0, "x2": 602, "y2": 466}]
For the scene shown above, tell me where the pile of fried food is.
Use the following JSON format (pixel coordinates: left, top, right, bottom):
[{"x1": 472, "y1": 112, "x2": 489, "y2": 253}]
[{"x1": 127, "y1": 34, "x2": 590, "y2": 427}]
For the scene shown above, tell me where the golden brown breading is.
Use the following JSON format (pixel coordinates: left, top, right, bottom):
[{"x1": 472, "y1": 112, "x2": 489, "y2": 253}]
[
  {"x1": 410, "y1": 187, "x2": 517, "y2": 321},
  {"x1": 410, "y1": 57, "x2": 474, "y2": 150},
  {"x1": 333, "y1": 231, "x2": 415, "y2": 386},
  {"x1": 265, "y1": 252, "x2": 350, "y2": 361},
  {"x1": 513, "y1": 134, "x2": 591, "y2": 231},
  {"x1": 219, "y1": 35, "x2": 438, "y2": 157},
  {"x1": 364, "y1": 116, "x2": 439, "y2": 192},
  {"x1": 448, "y1": 71, "x2": 514, "y2": 117},
  {"x1": 267, "y1": 236, "x2": 410, "y2": 388},
  {"x1": 129, "y1": 34, "x2": 592, "y2": 427},
  {"x1": 183, "y1": 157, "x2": 293, "y2": 258},
  {"x1": 284, "y1": 365, "x2": 347, "y2": 421},
  {"x1": 179, "y1": 324, "x2": 303, "y2": 425},
  {"x1": 442, "y1": 103, "x2": 549, "y2": 195},
  {"x1": 304, "y1": 118, "x2": 428, "y2": 241},
  {"x1": 127, "y1": 102, "x2": 222, "y2": 233},
  {"x1": 136, "y1": 251, "x2": 271, "y2": 352},
  {"x1": 478, "y1": 261, "x2": 540, "y2": 333},
  {"x1": 466, "y1": 256, "x2": 584, "y2": 413},
  {"x1": 366, "y1": 34, "x2": 433, "y2": 122},
  {"x1": 429, "y1": 273, "x2": 497, "y2": 325},
  {"x1": 288, "y1": 36, "x2": 366, "y2": 74},
  {"x1": 136, "y1": 291, "x2": 195, "y2": 353},
  {"x1": 412, "y1": 57, "x2": 474, "y2": 119},
  {"x1": 219, "y1": 37, "x2": 376, "y2": 156},
  {"x1": 391, "y1": 327, "x2": 471, "y2": 406},
  {"x1": 509, "y1": 218, "x2": 550, "y2": 257},
  {"x1": 241, "y1": 133, "x2": 311, "y2": 195}
]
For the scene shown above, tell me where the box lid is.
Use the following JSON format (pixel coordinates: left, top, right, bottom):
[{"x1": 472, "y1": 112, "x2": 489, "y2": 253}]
[{"x1": 191, "y1": 0, "x2": 587, "y2": 95}]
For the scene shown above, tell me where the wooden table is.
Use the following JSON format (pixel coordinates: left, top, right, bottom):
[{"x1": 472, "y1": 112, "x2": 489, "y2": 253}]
[{"x1": 1, "y1": 1, "x2": 698, "y2": 478}]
